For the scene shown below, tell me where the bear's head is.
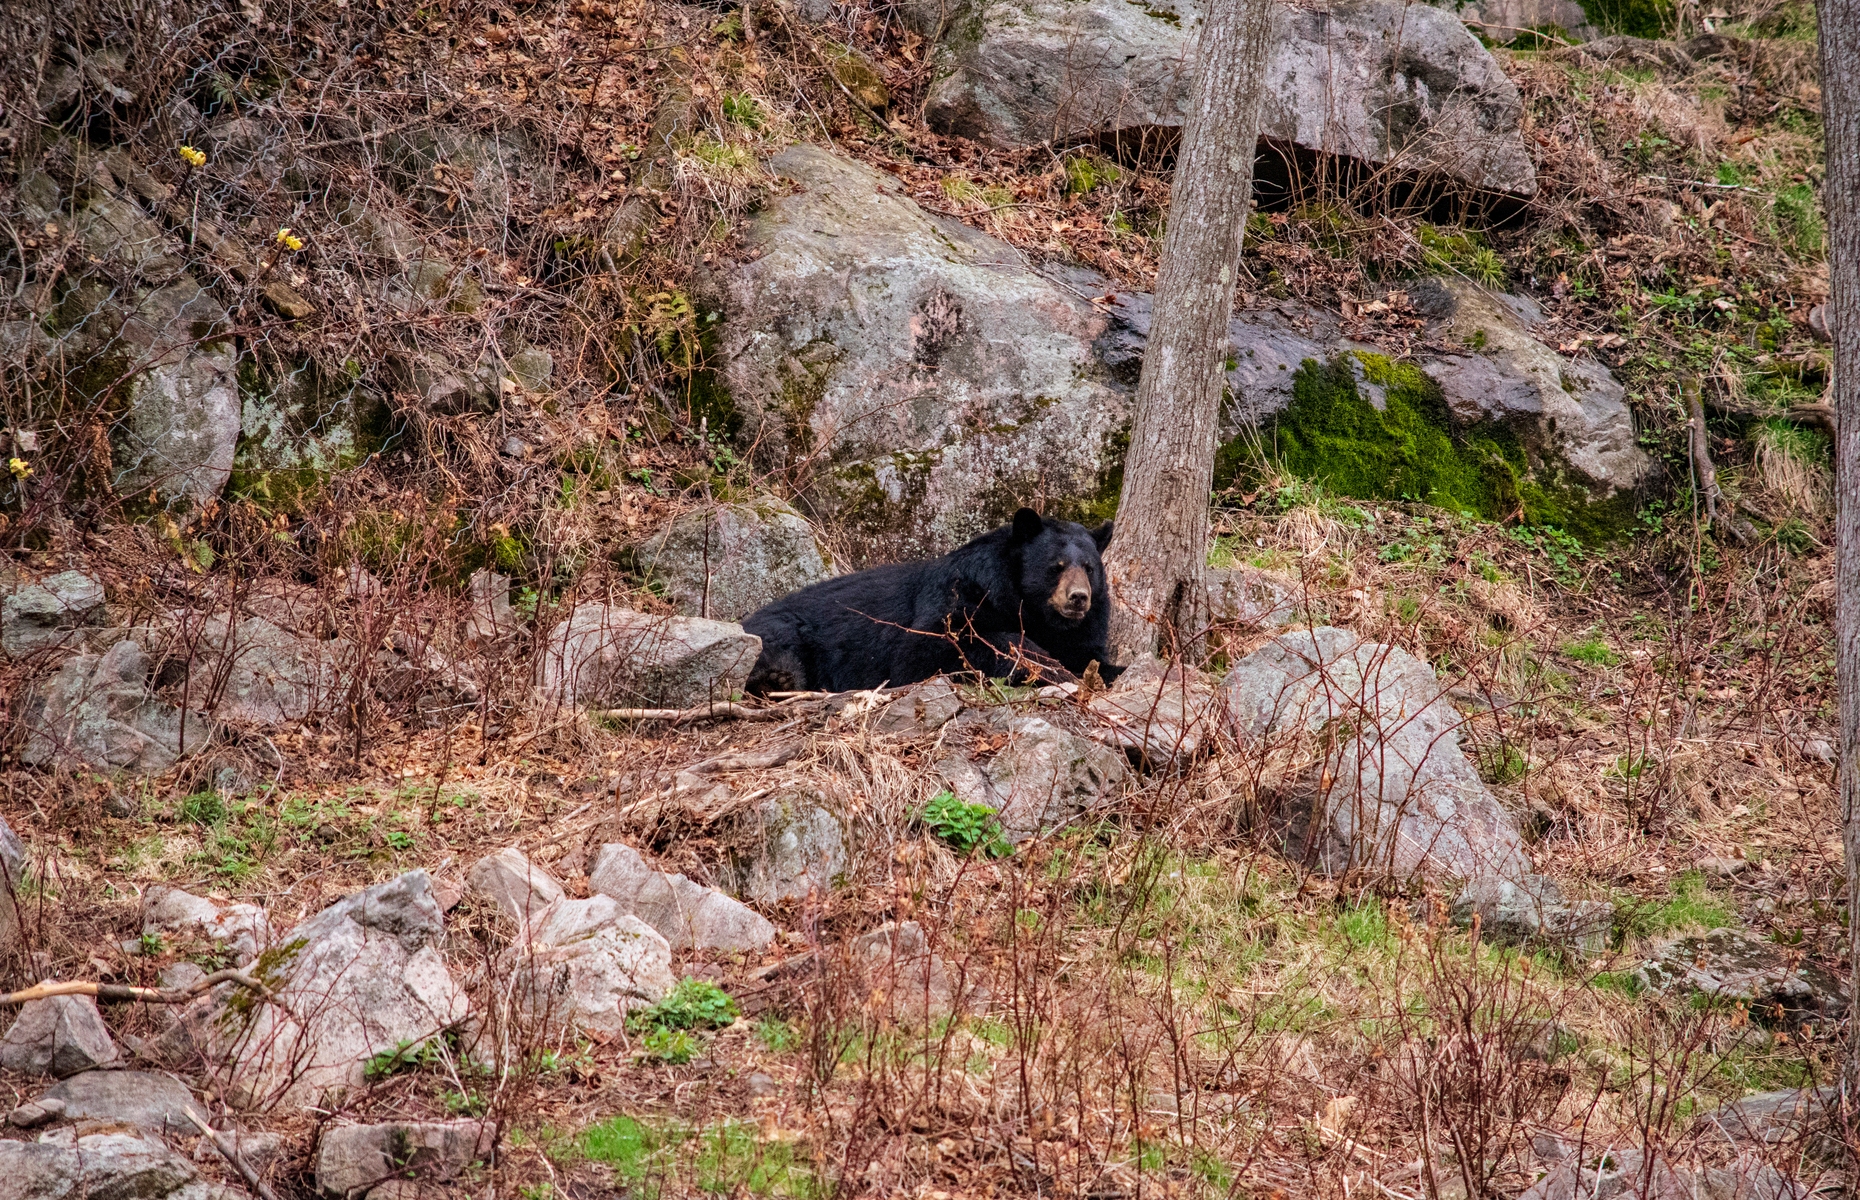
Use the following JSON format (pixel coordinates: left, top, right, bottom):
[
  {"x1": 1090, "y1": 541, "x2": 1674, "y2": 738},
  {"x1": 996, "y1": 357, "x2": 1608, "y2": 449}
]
[{"x1": 1008, "y1": 507, "x2": 1113, "y2": 624}]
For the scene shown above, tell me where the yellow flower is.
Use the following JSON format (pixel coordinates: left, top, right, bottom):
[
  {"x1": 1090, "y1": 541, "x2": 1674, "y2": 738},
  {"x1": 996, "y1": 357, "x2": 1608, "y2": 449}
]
[
  {"x1": 275, "y1": 227, "x2": 304, "y2": 251},
  {"x1": 177, "y1": 145, "x2": 206, "y2": 167},
  {"x1": 8, "y1": 458, "x2": 31, "y2": 480}
]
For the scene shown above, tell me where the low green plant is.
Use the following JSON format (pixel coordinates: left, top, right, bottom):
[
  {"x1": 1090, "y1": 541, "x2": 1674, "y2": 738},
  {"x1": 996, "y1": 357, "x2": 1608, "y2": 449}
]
[
  {"x1": 722, "y1": 91, "x2": 763, "y2": 128},
  {"x1": 1563, "y1": 634, "x2": 1622, "y2": 667},
  {"x1": 177, "y1": 791, "x2": 226, "y2": 826},
  {"x1": 365, "y1": 1036, "x2": 448, "y2": 1081},
  {"x1": 638, "y1": 1027, "x2": 699, "y2": 1064},
  {"x1": 580, "y1": 1116, "x2": 819, "y2": 1197},
  {"x1": 1476, "y1": 742, "x2": 1529, "y2": 785},
  {"x1": 628, "y1": 978, "x2": 740, "y2": 1034},
  {"x1": 921, "y1": 791, "x2": 1012, "y2": 858},
  {"x1": 1615, "y1": 870, "x2": 1734, "y2": 941},
  {"x1": 755, "y1": 1016, "x2": 801, "y2": 1053}
]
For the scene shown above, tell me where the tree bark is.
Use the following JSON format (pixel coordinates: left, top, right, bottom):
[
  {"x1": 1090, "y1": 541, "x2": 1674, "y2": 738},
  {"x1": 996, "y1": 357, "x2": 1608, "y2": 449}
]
[
  {"x1": 1101, "y1": 0, "x2": 1275, "y2": 664},
  {"x1": 1825, "y1": 0, "x2": 1860, "y2": 1135}
]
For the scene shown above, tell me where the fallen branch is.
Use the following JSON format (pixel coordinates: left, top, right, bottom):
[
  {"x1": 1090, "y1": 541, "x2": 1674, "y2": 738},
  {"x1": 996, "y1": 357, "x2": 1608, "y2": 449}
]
[
  {"x1": 600, "y1": 701, "x2": 784, "y2": 724},
  {"x1": 187, "y1": 1109, "x2": 283, "y2": 1200},
  {"x1": 1684, "y1": 374, "x2": 1758, "y2": 547},
  {"x1": 0, "y1": 968, "x2": 274, "y2": 1007}
]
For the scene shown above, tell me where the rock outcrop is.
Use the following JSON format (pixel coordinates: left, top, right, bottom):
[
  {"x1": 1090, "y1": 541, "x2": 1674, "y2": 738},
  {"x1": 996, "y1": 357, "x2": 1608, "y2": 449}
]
[
  {"x1": 589, "y1": 842, "x2": 778, "y2": 953},
  {"x1": 23, "y1": 639, "x2": 217, "y2": 774}
]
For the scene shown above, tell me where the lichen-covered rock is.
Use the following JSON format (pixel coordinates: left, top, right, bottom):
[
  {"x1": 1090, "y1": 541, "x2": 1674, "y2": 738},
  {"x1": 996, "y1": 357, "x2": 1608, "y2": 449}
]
[
  {"x1": 1087, "y1": 665, "x2": 1221, "y2": 768},
  {"x1": 1224, "y1": 626, "x2": 1527, "y2": 882},
  {"x1": 142, "y1": 885, "x2": 271, "y2": 965},
  {"x1": 43, "y1": 1070, "x2": 202, "y2": 1138},
  {"x1": 0, "y1": 1126, "x2": 248, "y2": 1200},
  {"x1": 1206, "y1": 566, "x2": 1298, "y2": 630},
  {"x1": 846, "y1": 921, "x2": 987, "y2": 1024},
  {"x1": 1635, "y1": 927, "x2": 1849, "y2": 1028},
  {"x1": 1452, "y1": 874, "x2": 1613, "y2": 953},
  {"x1": 729, "y1": 789, "x2": 849, "y2": 904},
  {"x1": 180, "y1": 870, "x2": 468, "y2": 1107},
  {"x1": 23, "y1": 639, "x2": 217, "y2": 774},
  {"x1": 871, "y1": 678, "x2": 964, "y2": 735},
  {"x1": 924, "y1": 0, "x2": 1537, "y2": 198},
  {"x1": 715, "y1": 144, "x2": 1129, "y2": 561},
  {"x1": 635, "y1": 498, "x2": 839, "y2": 622},
  {"x1": 2, "y1": 571, "x2": 108, "y2": 658},
  {"x1": 589, "y1": 843, "x2": 777, "y2": 953},
  {"x1": 1429, "y1": 0, "x2": 1598, "y2": 42},
  {"x1": 234, "y1": 357, "x2": 389, "y2": 503},
  {"x1": 537, "y1": 604, "x2": 761, "y2": 707}
]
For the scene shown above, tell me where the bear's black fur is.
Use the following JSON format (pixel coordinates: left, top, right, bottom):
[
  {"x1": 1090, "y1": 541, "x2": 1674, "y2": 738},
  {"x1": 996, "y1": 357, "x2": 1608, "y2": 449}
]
[{"x1": 743, "y1": 508, "x2": 1120, "y2": 694}]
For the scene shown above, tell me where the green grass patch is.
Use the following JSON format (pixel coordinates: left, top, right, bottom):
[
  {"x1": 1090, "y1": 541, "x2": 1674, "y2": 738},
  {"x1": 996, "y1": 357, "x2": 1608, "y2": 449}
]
[
  {"x1": 1616, "y1": 870, "x2": 1735, "y2": 941},
  {"x1": 578, "y1": 1117, "x2": 821, "y2": 1198},
  {"x1": 1563, "y1": 634, "x2": 1622, "y2": 667}
]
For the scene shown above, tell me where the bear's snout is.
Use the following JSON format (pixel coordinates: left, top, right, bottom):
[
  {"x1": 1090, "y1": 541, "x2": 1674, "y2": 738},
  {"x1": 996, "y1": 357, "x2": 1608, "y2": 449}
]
[{"x1": 1051, "y1": 566, "x2": 1093, "y2": 618}]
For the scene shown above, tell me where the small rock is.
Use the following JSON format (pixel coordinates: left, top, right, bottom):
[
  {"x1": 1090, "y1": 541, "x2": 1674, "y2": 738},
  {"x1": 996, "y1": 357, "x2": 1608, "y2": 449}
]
[
  {"x1": 871, "y1": 678, "x2": 963, "y2": 736},
  {"x1": 464, "y1": 570, "x2": 515, "y2": 645},
  {"x1": 1696, "y1": 854, "x2": 1752, "y2": 879},
  {"x1": 746, "y1": 1072, "x2": 779, "y2": 1098},
  {"x1": 22, "y1": 639, "x2": 217, "y2": 775},
  {"x1": 467, "y1": 846, "x2": 567, "y2": 928},
  {"x1": 1452, "y1": 875, "x2": 1613, "y2": 954},
  {"x1": 501, "y1": 436, "x2": 530, "y2": 459},
  {"x1": 192, "y1": 1127, "x2": 286, "y2": 1172},
  {"x1": 1206, "y1": 566, "x2": 1297, "y2": 630},
  {"x1": 142, "y1": 884, "x2": 271, "y2": 965},
  {"x1": 160, "y1": 962, "x2": 208, "y2": 991},
  {"x1": 952, "y1": 714, "x2": 1129, "y2": 843},
  {"x1": 43, "y1": 1070, "x2": 199, "y2": 1137},
  {"x1": 1699, "y1": 1086, "x2": 1837, "y2": 1149},
  {"x1": 6, "y1": 1097, "x2": 65, "y2": 1128},
  {"x1": 1, "y1": 570, "x2": 107, "y2": 658},
  {"x1": 316, "y1": 1120, "x2": 492, "y2": 1197},
  {"x1": 536, "y1": 604, "x2": 762, "y2": 708},
  {"x1": 0, "y1": 814, "x2": 26, "y2": 958},
  {"x1": 1087, "y1": 665, "x2": 1219, "y2": 768},
  {"x1": 588, "y1": 843, "x2": 777, "y2": 953},
  {"x1": 0, "y1": 1126, "x2": 241, "y2": 1200},
  {"x1": 0, "y1": 994, "x2": 120, "y2": 1077},
  {"x1": 846, "y1": 921, "x2": 987, "y2": 1024},
  {"x1": 102, "y1": 788, "x2": 139, "y2": 818},
  {"x1": 1803, "y1": 737, "x2": 1835, "y2": 765}
]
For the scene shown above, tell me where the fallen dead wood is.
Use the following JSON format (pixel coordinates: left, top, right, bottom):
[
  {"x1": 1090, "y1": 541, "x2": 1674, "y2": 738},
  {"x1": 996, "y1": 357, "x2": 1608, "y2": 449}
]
[
  {"x1": 600, "y1": 701, "x2": 785, "y2": 723},
  {"x1": 0, "y1": 968, "x2": 274, "y2": 1007},
  {"x1": 187, "y1": 1109, "x2": 284, "y2": 1200}
]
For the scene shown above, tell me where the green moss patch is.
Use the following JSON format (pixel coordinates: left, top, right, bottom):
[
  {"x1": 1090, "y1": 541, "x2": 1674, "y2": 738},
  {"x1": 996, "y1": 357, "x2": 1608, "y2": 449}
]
[{"x1": 1265, "y1": 354, "x2": 1525, "y2": 519}]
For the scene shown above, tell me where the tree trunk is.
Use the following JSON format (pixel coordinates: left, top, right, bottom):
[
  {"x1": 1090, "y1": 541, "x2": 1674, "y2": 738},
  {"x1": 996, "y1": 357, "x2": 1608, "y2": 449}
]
[
  {"x1": 1100, "y1": 0, "x2": 1275, "y2": 664},
  {"x1": 1826, "y1": 0, "x2": 1860, "y2": 1135}
]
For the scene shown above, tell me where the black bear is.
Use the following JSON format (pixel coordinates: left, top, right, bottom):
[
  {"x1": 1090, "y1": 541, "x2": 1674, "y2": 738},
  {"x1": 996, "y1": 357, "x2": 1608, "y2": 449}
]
[{"x1": 742, "y1": 508, "x2": 1119, "y2": 694}]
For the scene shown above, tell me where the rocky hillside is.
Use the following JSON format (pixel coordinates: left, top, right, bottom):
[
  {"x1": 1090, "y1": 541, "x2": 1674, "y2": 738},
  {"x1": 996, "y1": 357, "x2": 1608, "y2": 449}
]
[{"x1": 0, "y1": 0, "x2": 1842, "y2": 1194}]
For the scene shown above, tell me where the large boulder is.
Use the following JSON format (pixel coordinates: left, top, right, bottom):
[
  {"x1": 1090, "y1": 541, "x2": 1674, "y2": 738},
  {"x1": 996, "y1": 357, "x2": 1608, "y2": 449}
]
[
  {"x1": 2, "y1": 571, "x2": 107, "y2": 658},
  {"x1": 634, "y1": 498, "x2": 839, "y2": 623},
  {"x1": 923, "y1": 0, "x2": 1537, "y2": 199},
  {"x1": 713, "y1": 144, "x2": 1129, "y2": 561},
  {"x1": 1411, "y1": 278, "x2": 1654, "y2": 502},
  {"x1": 536, "y1": 604, "x2": 760, "y2": 707},
  {"x1": 233, "y1": 356, "x2": 391, "y2": 506},
  {"x1": 728, "y1": 788, "x2": 850, "y2": 905},
  {"x1": 0, "y1": 1127, "x2": 249, "y2": 1200},
  {"x1": 22, "y1": 639, "x2": 218, "y2": 774},
  {"x1": 179, "y1": 870, "x2": 468, "y2": 1107},
  {"x1": 467, "y1": 846, "x2": 567, "y2": 927},
  {"x1": 1224, "y1": 626, "x2": 1527, "y2": 882},
  {"x1": 42, "y1": 1070, "x2": 201, "y2": 1138}
]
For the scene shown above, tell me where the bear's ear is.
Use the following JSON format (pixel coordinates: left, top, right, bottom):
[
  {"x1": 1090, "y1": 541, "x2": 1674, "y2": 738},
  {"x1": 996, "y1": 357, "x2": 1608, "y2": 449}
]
[
  {"x1": 1009, "y1": 508, "x2": 1045, "y2": 544},
  {"x1": 1091, "y1": 520, "x2": 1114, "y2": 550}
]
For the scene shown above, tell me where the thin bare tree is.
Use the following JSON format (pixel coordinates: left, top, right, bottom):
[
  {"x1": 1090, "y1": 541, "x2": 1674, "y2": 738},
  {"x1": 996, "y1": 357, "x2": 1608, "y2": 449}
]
[
  {"x1": 1825, "y1": 0, "x2": 1860, "y2": 1128},
  {"x1": 1101, "y1": 0, "x2": 1277, "y2": 664}
]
